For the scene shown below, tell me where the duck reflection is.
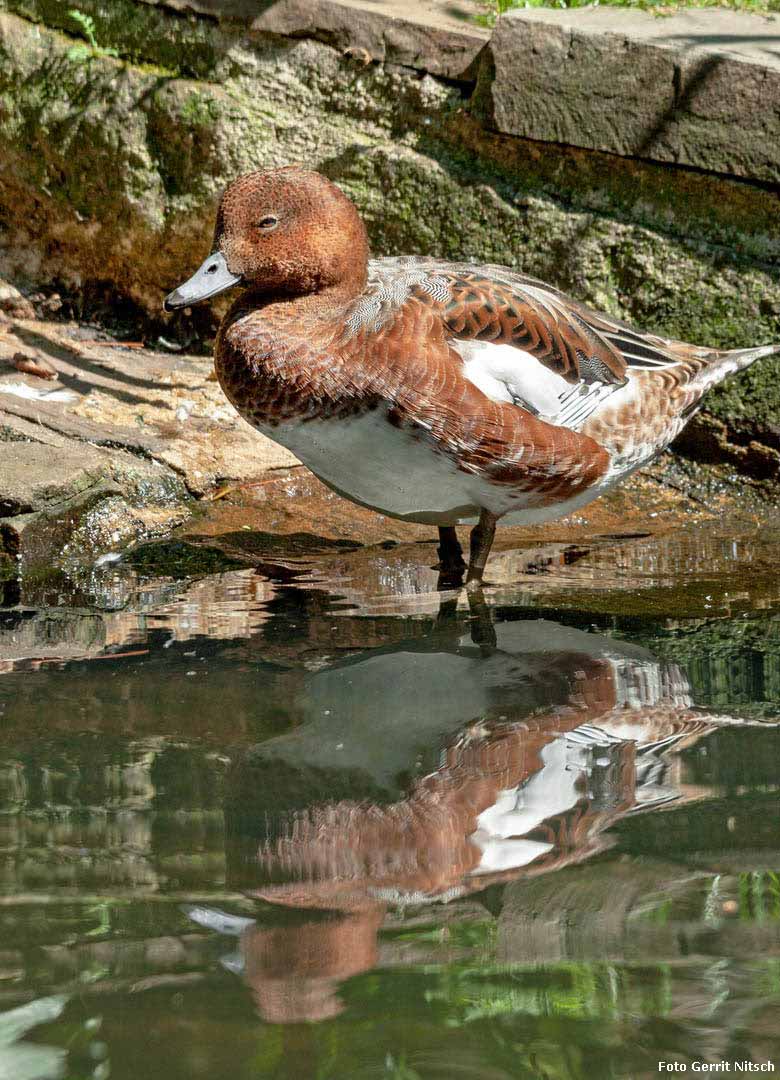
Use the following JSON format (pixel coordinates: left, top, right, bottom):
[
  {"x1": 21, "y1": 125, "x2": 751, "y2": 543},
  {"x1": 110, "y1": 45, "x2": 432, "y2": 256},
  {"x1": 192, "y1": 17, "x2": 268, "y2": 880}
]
[{"x1": 189, "y1": 609, "x2": 711, "y2": 1023}]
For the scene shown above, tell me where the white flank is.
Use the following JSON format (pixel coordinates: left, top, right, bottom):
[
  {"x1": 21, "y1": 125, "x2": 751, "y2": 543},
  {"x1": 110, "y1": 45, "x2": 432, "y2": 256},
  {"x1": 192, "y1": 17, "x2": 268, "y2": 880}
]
[
  {"x1": 253, "y1": 411, "x2": 485, "y2": 522},
  {"x1": 255, "y1": 407, "x2": 625, "y2": 526},
  {"x1": 452, "y1": 339, "x2": 622, "y2": 431}
]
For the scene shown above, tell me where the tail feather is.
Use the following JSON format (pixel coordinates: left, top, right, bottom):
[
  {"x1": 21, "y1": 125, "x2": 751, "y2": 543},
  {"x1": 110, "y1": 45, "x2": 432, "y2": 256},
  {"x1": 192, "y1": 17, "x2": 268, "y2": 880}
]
[{"x1": 693, "y1": 342, "x2": 780, "y2": 393}]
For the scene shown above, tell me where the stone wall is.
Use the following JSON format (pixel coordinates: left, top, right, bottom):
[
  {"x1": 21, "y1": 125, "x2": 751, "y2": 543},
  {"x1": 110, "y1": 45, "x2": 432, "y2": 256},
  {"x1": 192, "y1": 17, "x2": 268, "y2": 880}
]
[{"x1": 0, "y1": 0, "x2": 779, "y2": 460}]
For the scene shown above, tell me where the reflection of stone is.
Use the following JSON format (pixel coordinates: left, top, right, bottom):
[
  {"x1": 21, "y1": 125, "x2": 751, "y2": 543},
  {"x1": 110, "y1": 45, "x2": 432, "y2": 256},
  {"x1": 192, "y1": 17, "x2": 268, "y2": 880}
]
[
  {"x1": 0, "y1": 609, "x2": 107, "y2": 667},
  {"x1": 0, "y1": 568, "x2": 275, "y2": 669},
  {"x1": 0, "y1": 740, "x2": 231, "y2": 897},
  {"x1": 487, "y1": 532, "x2": 780, "y2": 617},
  {"x1": 106, "y1": 570, "x2": 274, "y2": 648}
]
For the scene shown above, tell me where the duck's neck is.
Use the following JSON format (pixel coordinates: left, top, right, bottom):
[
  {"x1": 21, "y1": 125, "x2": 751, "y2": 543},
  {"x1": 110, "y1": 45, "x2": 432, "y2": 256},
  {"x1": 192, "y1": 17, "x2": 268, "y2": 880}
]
[{"x1": 236, "y1": 267, "x2": 369, "y2": 321}]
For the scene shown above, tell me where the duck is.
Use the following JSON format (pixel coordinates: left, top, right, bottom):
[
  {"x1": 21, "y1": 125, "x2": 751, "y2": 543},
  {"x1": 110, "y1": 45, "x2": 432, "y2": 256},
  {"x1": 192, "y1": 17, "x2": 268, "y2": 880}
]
[{"x1": 164, "y1": 167, "x2": 779, "y2": 588}]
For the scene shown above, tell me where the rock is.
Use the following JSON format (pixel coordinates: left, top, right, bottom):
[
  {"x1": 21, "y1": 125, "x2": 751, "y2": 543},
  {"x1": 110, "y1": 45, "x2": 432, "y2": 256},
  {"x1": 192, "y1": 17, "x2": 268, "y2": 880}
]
[
  {"x1": 0, "y1": 277, "x2": 35, "y2": 320},
  {"x1": 0, "y1": 440, "x2": 111, "y2": 518},
  {"x1": 0, "y1": 319, "x2": 297, "y2": 486},
  {"x1": 483, "y1": 8, "x2": 780, "y2": 184},
  {"x1": 248, "y1": 0, "x2": 489, "y2": 80},
  {"x1": 674, "y1": 412, "x2": 780, "y2": 478},
  {"x1": 0, "y1": 319, "x2": 300, "y2": 570},
  {"x1": 0, "y1": 438, "x2": 191, "y2": 573}
]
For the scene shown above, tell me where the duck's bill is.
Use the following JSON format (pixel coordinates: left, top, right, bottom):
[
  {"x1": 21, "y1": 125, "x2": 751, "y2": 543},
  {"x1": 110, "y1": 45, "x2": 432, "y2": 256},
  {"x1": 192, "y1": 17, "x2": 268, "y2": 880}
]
[{"x1": 163, "y1": 252, "x2": 242, "y2": 311}]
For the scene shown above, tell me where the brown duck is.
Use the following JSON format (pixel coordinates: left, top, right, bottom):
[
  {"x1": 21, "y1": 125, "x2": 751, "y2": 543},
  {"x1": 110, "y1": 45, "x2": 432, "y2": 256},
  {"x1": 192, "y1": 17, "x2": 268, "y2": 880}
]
[{"x1": 165, "y1": 167, "x2": 778, "y2": 586}]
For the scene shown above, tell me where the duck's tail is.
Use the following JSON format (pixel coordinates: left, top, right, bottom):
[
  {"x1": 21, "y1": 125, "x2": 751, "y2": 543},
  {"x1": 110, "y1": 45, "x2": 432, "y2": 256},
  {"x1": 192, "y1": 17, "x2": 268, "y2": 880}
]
[{"x1": 692, "y1": 342, "x2": 780, "y2": 394}]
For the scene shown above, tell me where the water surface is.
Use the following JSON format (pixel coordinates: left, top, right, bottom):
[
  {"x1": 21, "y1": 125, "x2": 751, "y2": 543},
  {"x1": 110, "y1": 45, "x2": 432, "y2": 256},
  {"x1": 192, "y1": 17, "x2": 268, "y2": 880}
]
[{"x1": 1, "y1": 526, "x2": 779, "y2": 1079}]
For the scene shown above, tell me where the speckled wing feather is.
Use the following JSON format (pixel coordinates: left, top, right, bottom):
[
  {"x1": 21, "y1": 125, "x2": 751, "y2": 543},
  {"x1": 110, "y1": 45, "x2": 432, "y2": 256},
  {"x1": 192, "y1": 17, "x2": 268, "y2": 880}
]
[{"x1": 420, "y1": 269, "x2": 630, "y2": 386}]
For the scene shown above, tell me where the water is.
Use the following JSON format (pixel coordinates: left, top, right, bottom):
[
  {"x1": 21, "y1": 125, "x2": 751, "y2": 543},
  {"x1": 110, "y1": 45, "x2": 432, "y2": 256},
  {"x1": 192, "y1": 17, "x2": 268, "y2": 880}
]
[{"x1": 1, "y1": 525, "x2": 779, "y2": 1079}]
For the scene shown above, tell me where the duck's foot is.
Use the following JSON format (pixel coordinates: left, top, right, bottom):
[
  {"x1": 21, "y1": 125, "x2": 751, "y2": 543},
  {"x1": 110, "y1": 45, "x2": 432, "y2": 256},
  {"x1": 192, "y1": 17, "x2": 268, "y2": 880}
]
[
  {"x1": 465, "y1": 509, "x2": 498, "y2": 589},
  {"x1": 436, "y1": 526, "x2": 466, "y2": 578}
]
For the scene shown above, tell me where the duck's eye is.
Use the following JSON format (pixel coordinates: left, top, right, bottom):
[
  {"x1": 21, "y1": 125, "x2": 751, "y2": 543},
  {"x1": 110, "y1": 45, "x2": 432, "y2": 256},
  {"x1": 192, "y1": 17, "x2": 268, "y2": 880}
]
[{"x1": 256, "y1": 215, "x2": 278, "y2": 232}]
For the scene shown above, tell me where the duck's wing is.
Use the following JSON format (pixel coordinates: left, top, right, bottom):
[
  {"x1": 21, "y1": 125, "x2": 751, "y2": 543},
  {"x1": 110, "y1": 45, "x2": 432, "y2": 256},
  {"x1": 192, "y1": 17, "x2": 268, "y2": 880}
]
[{"x1": 362, "y1": 259, "x2": 682, "y2": 432}]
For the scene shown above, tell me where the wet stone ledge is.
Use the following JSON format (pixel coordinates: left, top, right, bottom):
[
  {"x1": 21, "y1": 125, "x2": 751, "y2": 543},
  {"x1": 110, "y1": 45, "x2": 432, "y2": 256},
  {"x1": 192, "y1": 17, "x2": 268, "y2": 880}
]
[{"x1": 0, "y1": 311, "x2": 295, "y2": 575}]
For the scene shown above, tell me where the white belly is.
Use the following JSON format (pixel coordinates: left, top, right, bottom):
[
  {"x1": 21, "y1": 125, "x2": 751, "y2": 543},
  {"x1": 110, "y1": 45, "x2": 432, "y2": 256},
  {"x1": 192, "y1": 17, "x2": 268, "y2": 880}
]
[
  {"x1": 251, "y1": 410, "x2": 615, "y2": 527},
  {"x1": 254, "y1": 411, "x2": 484, "y2": 524}
]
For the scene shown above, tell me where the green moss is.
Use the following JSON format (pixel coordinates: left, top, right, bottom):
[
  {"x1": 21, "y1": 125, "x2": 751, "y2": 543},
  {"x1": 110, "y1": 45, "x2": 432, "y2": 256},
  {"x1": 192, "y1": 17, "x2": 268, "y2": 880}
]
[
  {"x1": 441, "y1": 115, "x2": 780, "y2": 266},
  {"x1": 178, "y1": 89, "x2": 223, "y2": 127},
  {"x1": 126, "y1": 540, "x2": 244, "y2": 578},
  {"x1": 144, "y1": 82, "x2": 229, "y2": 199},
  {"x1": 706, "y1": 357, "x2": 780, "y2": 433}
]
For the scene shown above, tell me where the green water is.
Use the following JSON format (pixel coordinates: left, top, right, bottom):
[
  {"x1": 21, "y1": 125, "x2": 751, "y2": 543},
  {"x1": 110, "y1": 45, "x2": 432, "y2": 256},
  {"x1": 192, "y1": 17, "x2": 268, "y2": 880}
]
[{"x1": 1, "y1": 529, "x2": 779, "y2": 1079}]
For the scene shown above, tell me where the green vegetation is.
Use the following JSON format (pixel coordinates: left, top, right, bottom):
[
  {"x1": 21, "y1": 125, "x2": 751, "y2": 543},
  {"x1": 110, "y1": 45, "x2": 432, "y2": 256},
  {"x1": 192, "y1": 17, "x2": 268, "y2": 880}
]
[
  {"x1": 66, "y1": 8, "x2": 118, "y2": 60},
  {"x1": 125, "y1": 540, "x2": 244, "y2": 579},
  {"x1": 475, "y1": 0, "x2": 780, "y2": 26}
]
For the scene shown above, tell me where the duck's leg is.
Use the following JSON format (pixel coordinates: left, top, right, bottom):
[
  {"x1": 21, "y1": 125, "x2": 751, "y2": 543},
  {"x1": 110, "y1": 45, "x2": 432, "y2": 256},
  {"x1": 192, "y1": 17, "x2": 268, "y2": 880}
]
[
  {"x1": 437, "y1": 526, "x2": 466, "y2": 578},
  {"x1": 466, "y1": 509, "x2": 498, "y2": 590},
  {"x1": 466, "y1": 585, "x2": 497, "y2": 652},
  {"x1": 434, "y1": 593, "x2": 460, "y2": 628}
]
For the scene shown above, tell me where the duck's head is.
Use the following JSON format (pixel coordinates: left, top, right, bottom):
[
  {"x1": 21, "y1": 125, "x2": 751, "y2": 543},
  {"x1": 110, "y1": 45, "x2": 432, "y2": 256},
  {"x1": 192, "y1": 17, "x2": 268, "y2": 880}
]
[{"x1": 163, "y1": 167, "x2": 369, "y2": 312}]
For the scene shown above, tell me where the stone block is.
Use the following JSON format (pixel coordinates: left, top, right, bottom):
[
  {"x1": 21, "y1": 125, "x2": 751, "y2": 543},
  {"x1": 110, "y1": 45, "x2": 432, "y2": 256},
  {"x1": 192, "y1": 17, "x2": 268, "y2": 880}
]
[
  {"x1": 248, "y1": 0, "x2": 489, "y2": 80},
  {"x1": 484, "y1": 8, "x2": 780, "y2": 182}
]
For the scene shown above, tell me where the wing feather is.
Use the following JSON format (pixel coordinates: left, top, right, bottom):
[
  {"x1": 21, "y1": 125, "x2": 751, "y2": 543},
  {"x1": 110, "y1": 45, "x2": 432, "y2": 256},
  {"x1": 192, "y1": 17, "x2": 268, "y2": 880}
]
[
  {"x1": 383, "y1": 259, "x2": 684, "y2": 380},
  {"x1": 451, "y1": 339, "x2": 622, "y2": 432},
  {"x1": 393, "y1": 261, "x2": 685, "y2": 429},
  {"x1": 358, "y1": 258, "x2": 685, "y2": 431}
]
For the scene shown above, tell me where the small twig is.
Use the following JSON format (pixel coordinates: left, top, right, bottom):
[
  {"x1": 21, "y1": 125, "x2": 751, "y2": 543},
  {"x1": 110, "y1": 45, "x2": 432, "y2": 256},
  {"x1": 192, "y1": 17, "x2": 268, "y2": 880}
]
[
  {"x1": 206, "y1": 485, "x2": 236, "y2": 502},
  {"x1": 90, "y1": 649, "x2": 150, "y2": 660}
]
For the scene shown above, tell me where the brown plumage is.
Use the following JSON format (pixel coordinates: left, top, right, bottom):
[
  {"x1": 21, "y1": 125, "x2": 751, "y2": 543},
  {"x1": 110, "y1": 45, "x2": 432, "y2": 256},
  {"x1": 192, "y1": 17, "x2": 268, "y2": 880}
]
[{"x1": 164, "y1": 167, "x2": 779, "y2": 587}]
